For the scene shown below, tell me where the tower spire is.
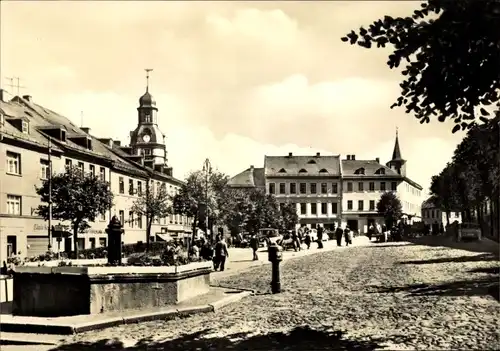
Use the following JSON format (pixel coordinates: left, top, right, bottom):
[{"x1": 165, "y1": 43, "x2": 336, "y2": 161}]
[
  {"x1": 391, "y1": 128, "x2": 403, "y2": 161},
  {"x1": 145, "y1": 68, "x2": 153, "y2": 92}
]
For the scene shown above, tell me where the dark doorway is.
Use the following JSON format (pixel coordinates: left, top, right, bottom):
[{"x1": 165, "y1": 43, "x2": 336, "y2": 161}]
[
  {"x1": 64, "y1": 237, "x2": 72, "y2": 253},
  {"x1": 368, "y1": 218, "x2": 376, "y2": 227},
  {"x1": 347, "y1": 220, "x2": 358, "y2": 231},
  {"x1": 7, "y1": 236, "x2": 16, "y2": 257}
]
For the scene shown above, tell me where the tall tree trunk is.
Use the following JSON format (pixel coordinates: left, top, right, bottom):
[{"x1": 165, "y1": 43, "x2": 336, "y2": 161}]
[
  {"x1": 146, "y1": 216, "x2": 152, "y2": 252},
  {"x1": 191, "y1": 215, "x2": 198, "y2": 245},
  {"x1": 73, "y1": 222, "x2": 79, "y2": 259},
  {"x1": 445, "y1": 210, "x2": 450, "y2": 226}
]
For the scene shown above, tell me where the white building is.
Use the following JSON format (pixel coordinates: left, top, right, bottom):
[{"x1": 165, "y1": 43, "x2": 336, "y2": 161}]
[{"x1": 421, "y1": 196, "x2": 462, "y2": 228}]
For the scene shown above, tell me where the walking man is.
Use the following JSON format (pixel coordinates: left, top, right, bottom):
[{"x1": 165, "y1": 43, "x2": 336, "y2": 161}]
[
  {"x1": 250, "y1": 233, "x2": 259, "y2": 261},
  {"x1": 317, "y1": 225, "x2": 324, "y2": 249},
  {"x1": 344, "y1": 226, "x2": 351, "y2": 247},
  {"x1": 214, "y1": 235, "x2": 229, "y2": 271},
  {"x1": 335, "y1": 225, "x2": 343, "y2": 246}
]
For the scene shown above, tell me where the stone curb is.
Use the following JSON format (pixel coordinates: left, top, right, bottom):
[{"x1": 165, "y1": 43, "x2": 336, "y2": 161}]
[
  {"x1": 208, "y1": 291, "x2": 252, "y2": 311},
  {"x1": 0, "y1": 290, "x2": 252, "y2": 337}
]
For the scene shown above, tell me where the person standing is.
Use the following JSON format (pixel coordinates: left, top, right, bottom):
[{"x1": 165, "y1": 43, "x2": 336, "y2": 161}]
[
  {"x1": 292, "y1": 230, "x2": 301, "y2": 251},
  {"x1": 335, "y1": 225, "x2": 343, "y2": 246},
  {"x1": 344, "y1": 226, "x2": 351, "y2": 247},
  {"x1": 304, "y1": 229, "x2": 312, "y2": 249},
  {"x1": 250, "y1": 233, "x2": 259, "y2": 261},
  {"x1": 317, "y1": 225, "x2": 324, "y2": 249},
  {"x1": 214, "y1": 235, "x2": 229, "y2": 271}
]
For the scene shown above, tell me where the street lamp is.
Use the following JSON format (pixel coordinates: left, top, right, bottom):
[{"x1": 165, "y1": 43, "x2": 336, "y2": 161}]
[{"x1": 202, "y1": 158, "x2": 212, "y2": 241}]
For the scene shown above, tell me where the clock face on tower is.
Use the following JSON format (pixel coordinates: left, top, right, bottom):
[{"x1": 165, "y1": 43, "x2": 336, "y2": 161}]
[{"x1": 142, "y1": 134, "x2": 151, "y2": 143}]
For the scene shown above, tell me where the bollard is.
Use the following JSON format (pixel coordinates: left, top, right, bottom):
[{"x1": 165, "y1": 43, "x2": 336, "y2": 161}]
[{"x1": 267, "y1": 243, "x2": 283, "y2": 294}]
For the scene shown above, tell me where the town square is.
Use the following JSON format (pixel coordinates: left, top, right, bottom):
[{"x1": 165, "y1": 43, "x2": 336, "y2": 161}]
[{"x1": 0, "y1": 0, "x2": 499, "y2": 350}]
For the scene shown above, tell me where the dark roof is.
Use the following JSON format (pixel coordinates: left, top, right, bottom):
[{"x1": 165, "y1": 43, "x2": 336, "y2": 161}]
[
  {"x1": 228, "y1": 167, "x2": 265, "y2": 188},
  {"x1": 265, "y1": 155, "x2": 341, "y2": 176},
  {"x1": 422, "y1": 196, "x2": 438, "y2": 209},
  {"x1": 139, "y1": 90, "x2": 156, "y2": 107},
  {"x1": 341, "y1": 159, "x2": 399, "y2": 177},
  {"x1": 391, "y1": 133, "x2": 404, "y2": 161}
]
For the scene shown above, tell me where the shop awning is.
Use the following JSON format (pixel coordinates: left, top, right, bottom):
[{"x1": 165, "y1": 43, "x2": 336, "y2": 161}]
[
  {"x1": 156, "y1": 233, "x2": 171, "y2": 242},
  {"x1": 52, "y1": 225, "x2": 72, "y2": 239}
]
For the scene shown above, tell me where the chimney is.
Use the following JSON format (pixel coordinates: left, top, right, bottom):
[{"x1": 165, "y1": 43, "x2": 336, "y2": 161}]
[
  {"x1": 81, "y1": 127, "x2": 90, "y2": 134},
  {"x1": 113, "y1": 140, "x2": 121, "y2": 147},
  {"x1": 351, "y1": 155, "x2": 356, "y2": 160},
  {"x1": 346, "y1": 155, "x2": 351, "y2": 160},
  {"x1": 316, "y1": 152, "x2": 320, "y2": 157},
  {"x1": 22, "y1": 95, "x2": 32, "y2": 103},
  {"x1": 288, "y1": 152, "x2": 293, "y2": 157},
  {"x1": 250, "y1": 165, "x2": 254, "y2": 170},
  {"x1": 0, "y1": 89, "x2": 4, "y2": 102},
  {"x1": 375, "y1": 157, "x2": 380, "y2": 164}
]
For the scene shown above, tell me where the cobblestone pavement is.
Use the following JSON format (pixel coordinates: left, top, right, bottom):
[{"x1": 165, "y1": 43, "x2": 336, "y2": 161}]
[{"x1": 51, "y1": 238, "x2": 500, "y2": 350}]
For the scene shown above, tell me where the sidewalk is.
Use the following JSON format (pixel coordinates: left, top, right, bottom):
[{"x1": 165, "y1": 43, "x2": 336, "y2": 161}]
[
  {"x1": 405, "y1": 234, "x2": 499, "y2": 255},
  {"x1": 212, "y1": 236, "x2": 371, "y2": 279}
]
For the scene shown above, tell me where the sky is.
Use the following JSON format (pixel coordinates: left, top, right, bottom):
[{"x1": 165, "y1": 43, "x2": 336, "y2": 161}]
[{"x1": 0, "y1": 1, "x2": 464, "y2": 194}]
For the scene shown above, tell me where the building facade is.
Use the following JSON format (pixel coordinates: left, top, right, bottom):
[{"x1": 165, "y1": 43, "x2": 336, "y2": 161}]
[
  {"x1": 0, "y1": 83, "x2": 191, "y2": 259},
  {"x1": 421, "y1": 197, "x2": 462, "y2": 228},
  {"x1": 228, "y1": 133, "x2": 423, "y2": 234}
]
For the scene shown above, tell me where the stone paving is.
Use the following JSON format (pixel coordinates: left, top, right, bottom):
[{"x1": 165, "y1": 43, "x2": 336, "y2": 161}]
[{"x1": 43, "y1": 237, "x2": 500, "y2": 350}]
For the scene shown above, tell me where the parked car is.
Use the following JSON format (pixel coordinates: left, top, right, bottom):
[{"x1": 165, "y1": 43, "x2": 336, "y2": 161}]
[
  {"x1": 458, "y1": 222, "x2": 481, "y2": 241},
  {"x1": 259, "y1": 228, "x2": 282, "y2": 246}
]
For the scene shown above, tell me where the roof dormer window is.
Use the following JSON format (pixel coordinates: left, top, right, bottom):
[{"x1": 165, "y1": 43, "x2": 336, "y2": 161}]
[
  {"x1": 299, "y1": 168, "x2": 307, "y2": 173},
  {"x1": 21, "y1": 121, "x2": 29, "y2": 134},
  {"x1": 354, "y1": 168, "x2": 365, "y2": 175},
  {"x1": 375, "y1": 168, "x2": 386, "y2": 175},
  {"x1": 307, "y1": 160, "x2": 317, "y2": 164},
  {"x1": 319, "y1": 168, "x2": 328, "y2": 173},
  {"x1": 278, "y1": 168, "x2": 286, "y2": 173}
]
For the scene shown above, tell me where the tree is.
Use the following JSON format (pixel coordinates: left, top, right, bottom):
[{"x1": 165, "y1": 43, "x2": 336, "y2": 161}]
[
  {"x1": 376, "y1": 191, "x2": 403, "y2": 228},
  {"x1": 244, "y1": 190, "x2": 282, "y2": 234},
  {"x1": 219, "y1": 188, "x2": 253, "y2": 235},
  {"x1": 279, "y1": 202, "x2": 299, "y2": 231},
  {"x1": 131, "y1": 181, "x2": 172, "y2": 251},
  {"x1": 342, "y1": 0, "x2": 500, "y2": 132},
  {"x1": 36, "y1": 166, "x2": 113, "y2": 257},
  {"x1": 430, "y1": 163, "x2": 461, "y2": 225},
  {"x1": 173, "y1": 170, "x2": 229, "y2": 241}
]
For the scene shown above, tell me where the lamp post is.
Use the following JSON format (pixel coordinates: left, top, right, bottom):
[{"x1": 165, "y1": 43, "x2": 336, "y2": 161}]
[
  {"x1": 48, "y1": 137, "x2": 53, "y2": 251},
  {"x1": 202, "y1": 158, "x2": 212, "y2": 241}
]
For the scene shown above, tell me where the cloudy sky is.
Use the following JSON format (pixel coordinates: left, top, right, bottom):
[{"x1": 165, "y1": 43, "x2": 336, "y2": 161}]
[{"x1": 1, "y1": 1, "x2": 464, "y2": 193}]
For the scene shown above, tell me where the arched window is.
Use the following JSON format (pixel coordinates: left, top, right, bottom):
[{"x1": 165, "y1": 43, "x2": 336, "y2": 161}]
[
  {"x1": 375, "y1": 168, "x2": 386, "y2": 175},
  {"x1": 319, "y1": 168, "x2": 328, "y2": 173},
  {"x1": 278, "y1": 168, "x2": 286, "y2": 173},
  {"x1": 298, "y1": 168, "x2": 307, "y2": 173},
  {"x1": 307, "y1": 159, "x2": 317, "y2": 164},
  {"x1": 355, "y1": 168, "x2": 365, "y2": 175}
]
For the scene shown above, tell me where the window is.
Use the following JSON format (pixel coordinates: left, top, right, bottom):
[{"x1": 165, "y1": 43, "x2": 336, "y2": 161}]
[
  {"x1": 144, "y1": 149, "x2": 151, "y2": 155},
  {"x1": 22, "y1": 121, "x2": 29, "y2": 134},
  {"x1": 290, "y1": 183, "x2": 297, "y2": 194},
  {"x1": 7, "y1": 195, "x2": 21, "y2": 215},
  {"x1": 358, "y1": 200, "x2": 364, "y2": 211},
  {"x1": 129, "y1": 211, "x2": 134, "y2": 228},
  {"x1": 299, "y1": 183, "x2": 307, "y2": 194},
  {"x1": 119, "y1": 210, "x2": 124, "y2": 226},
  {"x1": 380, "y1": 182, "x2": 386, "y2": 191},
  {"x1": 391, "y1": 182, "x2": 397, "y2": 191},
  {"x1": 138, "y1": 181, "x2": 142, "y2": 196},
  {"x1": 311, "y1": 203, "x2": 317, "y2": 215},
  {"x1": 332, "y1": 183, "x2": 338, "y2": 194},
  {"x1": 321, "y1": 183, "x2": 327, "y2": 194},
  {"x1": 300, "y1": 203, "x2": 306, "y2": 215},
  {"x1": 65, "y1": 159, "x2": 72, "y2": 169},
  {"x1": 99, "y1": 238, "x2": 107, "y2": 247},
  {"x1": 347, "y1": 182, "x2": 353, "y2": 192},
  {"x1": 129, "y1": 179, "x2": 134, "y2": 195},
  {"x1": 319, "y1": 168, "x2": 328, "y2": 173},
  {"x1": 119, "y1": 177, "x2": 124, "y2": 194},
  {"x1": 144, "y1": 113, "x2": 151, "y2": 123},
  {"x1": 278, "y1": 168, "x2": 286, "y2": 173},
  {"x1": 431, "y1": 210, "x2": 435, "y2": 218},
  {"x1": 332, "y1": 202, "x2": 338, "y2": 214},
  {"x1": 78, "y1": 162, "x2": 84, "y2": 174},
  {"x1": 279, "y1": 183, "x2": 286, "y2": 194},
  {"x1": 269, "y1": 183, "x2": 276, "y2": 194},
  {"x1": 89, "y1": 165, "x2": 95, "y2": 177},
  {"x1": 310, "y1": 183, "x2": 317, "y2": 194},
  {"x1": 6, "y1": 151, "x2": 21, "y2": 175},
  {"x1": 358, "y1": 182, "x2": 364, "y2": 191},
  {"x1": 100, "y1": 167, "x2": 106, "y2": 181},
  {"x1": 40, "y1": 159, "x2": 50, "y2": 180},
  {"x1": 89, "y1": 238, "x2": 96, "y2": 249},
  {"x1": 299, "y1": 168, "x2": 307, "y2": 173},
  {"x1": 137, "y1": 214, "x2": 143, "y2": 228},
  {"x1": 369, "y1": 182, "x2": 375, "y2": 191},
  {"x1": 307, "y1": 159, "x2": 317, "y2": 164},
  {"x1": 369, "y1": 200, "x2": 375, "y2": 211},
  {"x1": 347, "y1": 200, "x2": 353, "y2": 210},
  {"x1": 321, "y1": 203, "x2": 327, "y2": 215}
]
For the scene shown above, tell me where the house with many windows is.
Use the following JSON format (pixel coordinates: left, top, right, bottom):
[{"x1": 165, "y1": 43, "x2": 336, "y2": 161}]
[
  {"x1": 421, "y1": 196, "x2": 462, "y2": 228},
  {"x1": 0, "y1": 83, "x2": 191, "y2": 259}
]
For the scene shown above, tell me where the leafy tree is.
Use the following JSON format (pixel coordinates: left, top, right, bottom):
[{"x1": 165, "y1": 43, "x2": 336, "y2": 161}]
[
  {"x1": 173, "y1": 170, "x2": 229, "y2": 241},
  {"x1": 219, "y1": 188, "x2": 253, "y2": 235},
  {"x1": 131, "y1": 182, "x2": 172, "y2": 251},
  {"x1": 36, "y1": 166, "x2": 113, "y2": 257},
  {"x1": 279, "y1": 202, "x2": 299, "y2": 231},
  {"x1": 244, "y1": 190, "x2": 282, "y2": 233},
  {"x1": 376, "y1": 191, "x2": 403, "y2": 228},
  {"x1": 342, "y1": 0, "x2": 500, "y2": 132},
  {"x1": 430, "y1": 163, "x2": 461, "y2": 224}
]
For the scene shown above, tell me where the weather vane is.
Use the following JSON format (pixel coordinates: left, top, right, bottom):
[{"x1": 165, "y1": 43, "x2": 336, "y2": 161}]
[{"x1": 145, "y1": 69, "x2": 153, "y2": 92}]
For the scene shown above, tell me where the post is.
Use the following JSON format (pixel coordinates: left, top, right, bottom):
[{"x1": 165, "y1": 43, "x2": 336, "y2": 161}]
[
  {"x1": 48, "y1": 138, "x2": 53, "y2": 251},
  {"x1": 203, "y1": 158, "x2": 212, "y2": 241},
  {"x1": 267, "y1": 243, "x2": 282, "y2": 294}
]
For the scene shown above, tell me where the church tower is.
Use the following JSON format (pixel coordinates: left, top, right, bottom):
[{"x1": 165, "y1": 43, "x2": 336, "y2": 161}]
[
  {"x1": 386, "y1": 128, "x2": 406, "y2": 176},
  {"x1": 129, "y1": 69, "x2": 168, "y2": 169}
]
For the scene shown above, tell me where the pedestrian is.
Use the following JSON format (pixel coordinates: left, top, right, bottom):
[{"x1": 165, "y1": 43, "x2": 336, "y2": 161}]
[
  {"x1": 368, "y1": 224, "x2": 374, "y2": 241},
  {"x1": 344, "y1": 226, "x2": 351, "y2": 247},
  {"x1": 317, "y1": 225, "x2": 324, "y2": 249},
  {"x1": 304, "y1": 230, "x2": 311, "y2": 249},
  {"x1": 335, "y1": 225, "x2": 343, "y2": 246},
  {"x1": 250, "y1": 233, "x2": 259, "y2": 261},
  {"x1": 213, "y1": 235, "x2": 229, "y2": 271},
  {"x1": 292, "y1": 230, "x2": 301, "y2": 251}
]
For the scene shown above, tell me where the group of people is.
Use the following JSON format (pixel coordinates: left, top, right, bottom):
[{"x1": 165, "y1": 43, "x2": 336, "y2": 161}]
[
  {"x1": 334, "y1": 226, "x2": 353, "y2": 247},
  {"x1": 189, "y1": 233, "x2": 230, "y2": 272}
]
